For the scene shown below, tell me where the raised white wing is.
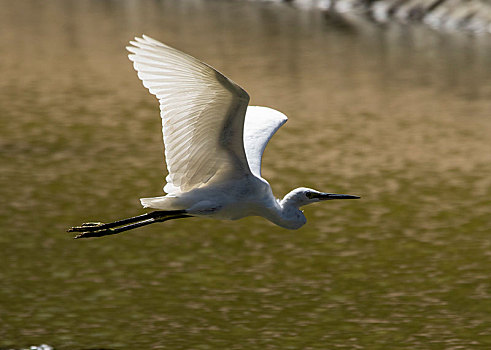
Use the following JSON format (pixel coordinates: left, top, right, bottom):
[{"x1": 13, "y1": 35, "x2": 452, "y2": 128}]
[
  {"x1": 127, "y1": 35, "x2": 251, "y2": 194},
  {"x1": 243, "y1": 106, "x2": 287, "y2": 179}
]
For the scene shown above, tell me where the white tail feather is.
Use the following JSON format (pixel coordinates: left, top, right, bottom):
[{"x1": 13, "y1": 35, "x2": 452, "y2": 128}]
[{"x1": 140, "y1": 196, "x2": 183, "y2": 210}]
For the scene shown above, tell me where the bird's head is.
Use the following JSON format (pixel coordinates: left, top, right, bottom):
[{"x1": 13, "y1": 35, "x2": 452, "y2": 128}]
[{"x1": 283, "y1": 187, "x2": 360, "y2": 208}]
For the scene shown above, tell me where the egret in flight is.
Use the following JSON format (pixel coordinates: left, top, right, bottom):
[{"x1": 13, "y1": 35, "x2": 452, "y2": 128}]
[{"x1": 68, "y1": 35, "x2": 359, "y2": 239}]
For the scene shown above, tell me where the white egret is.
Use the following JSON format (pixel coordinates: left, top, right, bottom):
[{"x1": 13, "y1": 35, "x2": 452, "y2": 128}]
[{"x1": 68, "y1": 35, "x2": 359, "y2": 239}]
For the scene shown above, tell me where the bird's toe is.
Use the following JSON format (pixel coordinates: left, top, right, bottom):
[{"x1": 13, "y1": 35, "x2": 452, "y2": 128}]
[
  {"x1": 67, "y1": 222, "x2": 105, "y2": 233},
  {"x1": 73, "y1": 227, "x2": 114, "y2": 239},
  {"x1": 73, "y1": 231, "x2": 94, "y2": 239},
  {"x1": 81, "y1": 222, "x2": 104, "y2": 227}
]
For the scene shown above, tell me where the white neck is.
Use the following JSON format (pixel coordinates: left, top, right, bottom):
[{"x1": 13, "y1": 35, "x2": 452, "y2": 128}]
[{"x1": 262, "y1": 191, "x2": 307, "y2": 230}]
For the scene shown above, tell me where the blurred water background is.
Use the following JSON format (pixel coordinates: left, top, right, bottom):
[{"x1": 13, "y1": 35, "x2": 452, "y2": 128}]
[{"x1": 0, "y1": 0, "x2": 490, "y2": 349}]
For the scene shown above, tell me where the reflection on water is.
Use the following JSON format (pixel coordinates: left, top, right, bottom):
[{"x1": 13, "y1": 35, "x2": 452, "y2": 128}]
[{"x1": 1, "y1": 0, "x2": 490, "y2": 349}]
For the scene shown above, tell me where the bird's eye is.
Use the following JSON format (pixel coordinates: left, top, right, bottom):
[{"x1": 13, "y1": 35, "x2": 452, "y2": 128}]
[{"x1": 305, "y1": 192, "x2": 315, "y2": 199}]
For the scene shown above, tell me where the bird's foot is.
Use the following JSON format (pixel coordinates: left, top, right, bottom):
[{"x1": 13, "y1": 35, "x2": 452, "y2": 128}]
[
  {"x1": 72, "y1": 227, "x2": 116, "y2": 239},
  {"x1": 68, "y1": 221, "x2": 119, "y2": 239},
  {"x1": 67, "y1": 222, "x2": 105, "y2": 233}
]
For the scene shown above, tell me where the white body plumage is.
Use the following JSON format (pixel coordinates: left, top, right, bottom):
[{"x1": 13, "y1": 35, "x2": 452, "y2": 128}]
[{"x1": 125, "y1": 35, "x2": 359, "y2": 230}]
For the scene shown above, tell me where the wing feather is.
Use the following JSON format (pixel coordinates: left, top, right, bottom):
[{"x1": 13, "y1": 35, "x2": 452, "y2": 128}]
[
  {"x1": 128, "y1": 35, "x2": 251, "y2": 193},
  {"x1": 243, "y1": 106, "x2": 288, "y2": 179}
]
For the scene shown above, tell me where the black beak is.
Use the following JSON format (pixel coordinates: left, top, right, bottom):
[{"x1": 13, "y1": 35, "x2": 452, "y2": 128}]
[{"x1": 316, "y1": 193, "x2": 360, "y2": 200}]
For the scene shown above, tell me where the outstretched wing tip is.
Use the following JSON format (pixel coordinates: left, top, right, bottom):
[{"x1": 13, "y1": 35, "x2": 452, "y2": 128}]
[
  {"x1": 141, "y1": 34, "x2": 153, "y2": 41},
  {"x1": 243, "y1": 106, "x2": 289, "y2": 179},
  {"x1": 127, "y1": 34, "x2": 252, "y2": 193}
]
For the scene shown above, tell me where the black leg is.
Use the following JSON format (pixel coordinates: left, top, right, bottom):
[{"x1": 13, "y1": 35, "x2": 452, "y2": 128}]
[
  {"x1": 67, "y1": 210, "x2": 187, "y2": 233},
  {"x1": 73, "y1": 213, "x2": 191, "y2": 239}
]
